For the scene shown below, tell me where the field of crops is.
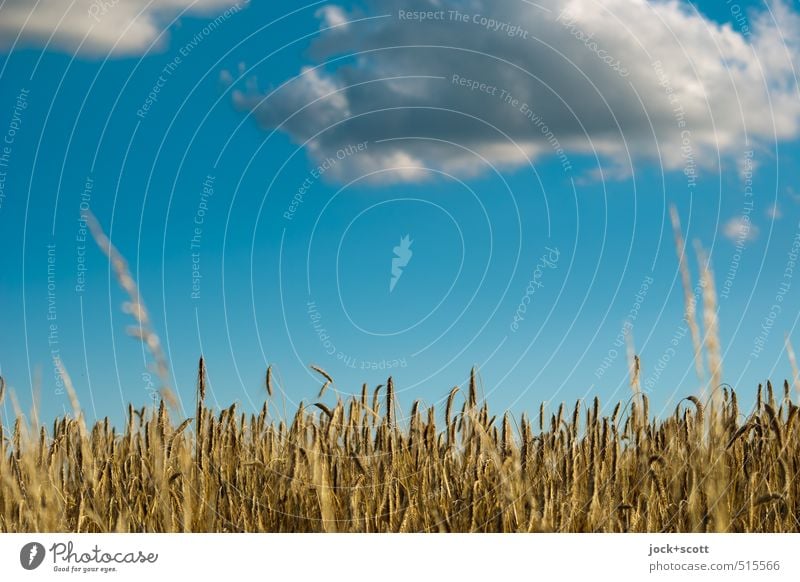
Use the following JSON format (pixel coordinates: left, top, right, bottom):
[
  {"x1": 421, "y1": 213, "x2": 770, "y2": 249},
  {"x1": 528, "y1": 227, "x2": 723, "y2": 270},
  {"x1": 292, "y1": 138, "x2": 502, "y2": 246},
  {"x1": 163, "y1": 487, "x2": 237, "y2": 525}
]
[
  {"x1": 1, "y1": 364, "x2": 798, "y2": 533},
  {"x1": 2, "y1": 210, "x2": 797, "y2": 533}
]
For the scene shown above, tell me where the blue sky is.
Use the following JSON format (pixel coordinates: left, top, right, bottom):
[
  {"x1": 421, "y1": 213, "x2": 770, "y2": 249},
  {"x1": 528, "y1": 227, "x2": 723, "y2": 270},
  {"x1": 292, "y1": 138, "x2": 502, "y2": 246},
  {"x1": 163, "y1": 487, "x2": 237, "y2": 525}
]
[{"x1": 1, "y1": 0, "x2": 799, "y2": 426}]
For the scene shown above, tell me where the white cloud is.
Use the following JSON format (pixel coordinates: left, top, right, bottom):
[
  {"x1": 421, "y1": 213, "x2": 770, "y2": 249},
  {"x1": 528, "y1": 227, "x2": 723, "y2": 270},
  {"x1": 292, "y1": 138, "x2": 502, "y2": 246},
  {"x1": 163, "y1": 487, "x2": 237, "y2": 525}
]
[
  {"x1": 219, "y1": 69, "x2": 234, "y2": 85},
  {"x1": 723, "y1": 216, "x2": 759, "y2": 242},
  {"x1": 767, "y1": 202, "x2": 782, "y2": 219},
  {"x1": 0, "y1": 0, "x2": 247, "y2": 55},
  {"x1": 232, "y1": 0, "x2": 800, "y2": 183},
  {"x1": 316, "y1": 5, "x2": 349, "y2": 30}
]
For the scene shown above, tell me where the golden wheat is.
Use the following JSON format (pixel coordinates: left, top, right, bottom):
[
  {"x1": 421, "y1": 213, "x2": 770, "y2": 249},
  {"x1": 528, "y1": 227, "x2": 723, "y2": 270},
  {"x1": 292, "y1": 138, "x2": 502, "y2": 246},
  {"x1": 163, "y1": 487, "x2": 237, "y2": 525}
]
[
  {"x1": 2, "y1": 211, "x2": 797, "y2": 533},
  {"x1": 0, "y1": 362, "x2": 798, "y2": 533}
]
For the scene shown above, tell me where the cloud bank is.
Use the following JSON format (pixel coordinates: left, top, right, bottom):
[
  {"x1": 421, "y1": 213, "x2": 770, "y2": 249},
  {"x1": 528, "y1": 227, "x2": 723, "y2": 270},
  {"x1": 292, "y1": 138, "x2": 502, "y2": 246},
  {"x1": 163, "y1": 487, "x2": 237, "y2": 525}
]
[
  {"x1": 233, "y1": 0, "x2": 800, "y2": 183},
  {"x1": 0, "y1": 0, "x2": 246, "y2": 55}
]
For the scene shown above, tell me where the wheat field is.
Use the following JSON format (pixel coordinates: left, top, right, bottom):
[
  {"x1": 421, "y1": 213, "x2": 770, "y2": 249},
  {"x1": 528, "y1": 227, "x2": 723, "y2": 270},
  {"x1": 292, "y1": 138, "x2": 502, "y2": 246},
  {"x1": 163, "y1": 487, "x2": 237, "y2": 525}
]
[
  {"x1": 1, "y1": 212, "x2": 798, "y2": 533},
  {"x1": 0, "y1": 364, "x2": 799, "y2": 533}
]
